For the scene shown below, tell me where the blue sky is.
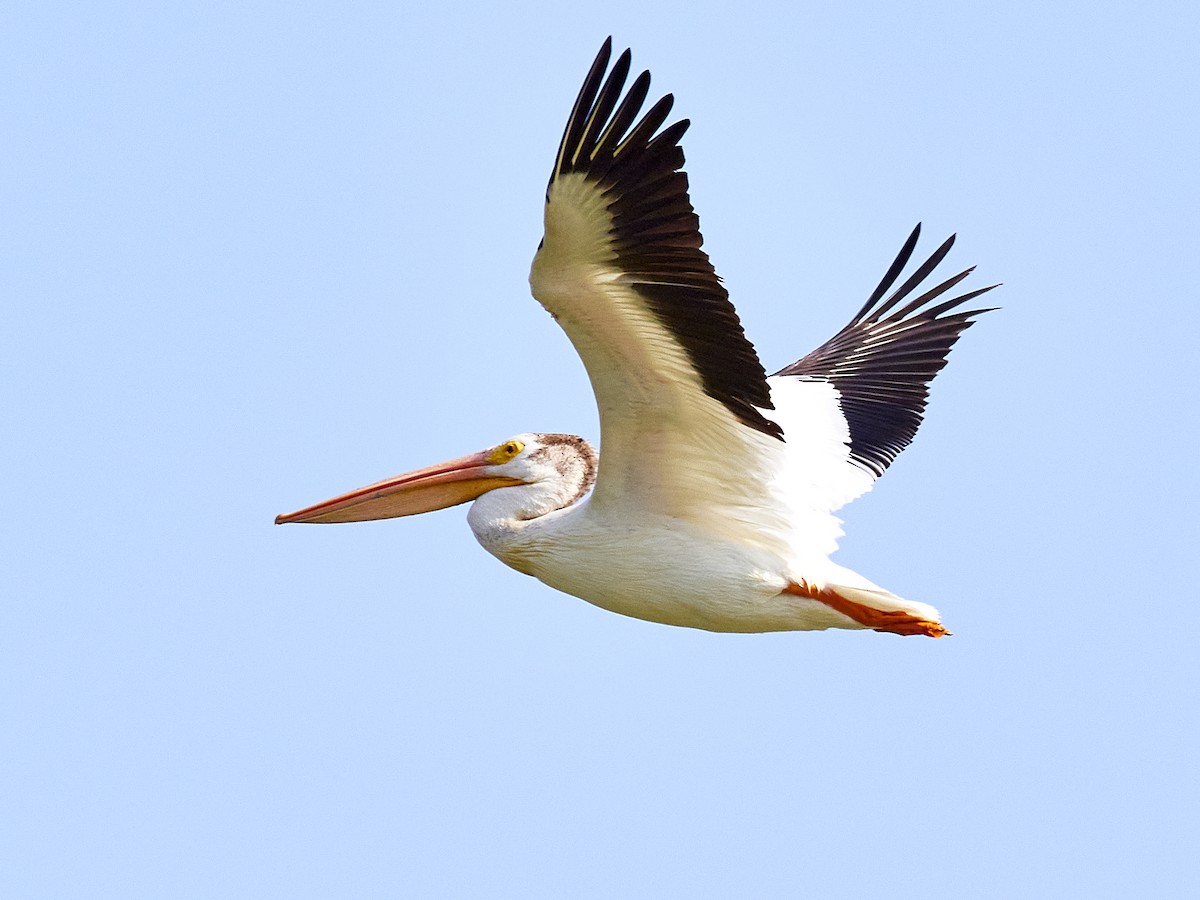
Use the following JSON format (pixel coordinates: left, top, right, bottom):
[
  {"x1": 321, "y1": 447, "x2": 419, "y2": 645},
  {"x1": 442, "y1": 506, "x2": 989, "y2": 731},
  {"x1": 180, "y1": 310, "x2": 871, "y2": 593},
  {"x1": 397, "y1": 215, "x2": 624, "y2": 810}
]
[{"x1": 3, "y1": 1, "x2": 1197, "y2": 897}]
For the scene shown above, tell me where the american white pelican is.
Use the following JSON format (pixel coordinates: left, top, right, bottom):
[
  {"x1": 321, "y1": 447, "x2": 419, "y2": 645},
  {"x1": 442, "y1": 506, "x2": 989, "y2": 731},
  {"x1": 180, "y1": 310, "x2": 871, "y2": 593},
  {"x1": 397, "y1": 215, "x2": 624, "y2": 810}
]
[{"x1": 277, "y1": 39, "x2": 996, "y2": 637}]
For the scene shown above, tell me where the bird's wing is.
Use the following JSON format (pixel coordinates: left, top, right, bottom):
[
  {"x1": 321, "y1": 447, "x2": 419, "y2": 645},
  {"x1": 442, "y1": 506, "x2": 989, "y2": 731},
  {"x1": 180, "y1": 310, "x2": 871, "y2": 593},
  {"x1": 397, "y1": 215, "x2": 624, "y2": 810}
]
[
  {"x1": 530, "y1": 40, "x2": 995, "y2": 560},
  {"x1": 529, "y1": 39, "x2": 790, "y2": 547},
  {"x1": 771, "y1": 224, "x2": 997, "y2": 527}
]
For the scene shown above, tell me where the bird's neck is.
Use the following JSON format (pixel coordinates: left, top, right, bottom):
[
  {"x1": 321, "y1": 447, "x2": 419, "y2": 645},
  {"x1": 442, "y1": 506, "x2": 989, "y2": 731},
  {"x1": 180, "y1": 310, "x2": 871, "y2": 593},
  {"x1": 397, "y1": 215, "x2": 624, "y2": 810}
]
[
  {"x1": 466, "y1": 479, "x2": 585, "y2": 576},
  {"x1": 467, "y1": 477, "x2": 581, "y2": 529}
]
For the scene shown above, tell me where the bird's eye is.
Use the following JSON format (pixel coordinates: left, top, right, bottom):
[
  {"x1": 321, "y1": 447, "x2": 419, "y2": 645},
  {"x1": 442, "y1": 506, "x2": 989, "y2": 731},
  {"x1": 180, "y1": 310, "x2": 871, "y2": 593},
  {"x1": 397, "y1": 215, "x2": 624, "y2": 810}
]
[{"x1": 488, "y1": 440, "x2": 525, "y2": 464}]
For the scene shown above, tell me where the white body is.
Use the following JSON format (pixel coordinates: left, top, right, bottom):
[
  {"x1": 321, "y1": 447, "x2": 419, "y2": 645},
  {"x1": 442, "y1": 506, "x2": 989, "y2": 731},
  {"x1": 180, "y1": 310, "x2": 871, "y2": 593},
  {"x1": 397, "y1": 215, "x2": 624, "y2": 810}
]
[{"x1": 472, "y1": 496, "x2": 923, "y2": 633}]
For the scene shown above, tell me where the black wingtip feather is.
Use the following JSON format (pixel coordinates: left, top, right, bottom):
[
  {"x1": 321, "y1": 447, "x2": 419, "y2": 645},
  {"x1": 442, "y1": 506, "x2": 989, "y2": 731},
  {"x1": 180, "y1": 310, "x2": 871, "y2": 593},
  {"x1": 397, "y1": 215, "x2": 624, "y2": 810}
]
[{"x1": 856, "y1": 223, "x2": 921, "y2": 321}]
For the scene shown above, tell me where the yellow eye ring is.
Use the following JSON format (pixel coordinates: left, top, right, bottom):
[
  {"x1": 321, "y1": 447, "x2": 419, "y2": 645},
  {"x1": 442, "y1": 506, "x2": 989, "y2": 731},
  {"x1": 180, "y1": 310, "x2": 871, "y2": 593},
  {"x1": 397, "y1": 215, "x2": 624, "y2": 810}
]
[{"x1": 487, "y1": 440, "x2": 525, "y2": 464}]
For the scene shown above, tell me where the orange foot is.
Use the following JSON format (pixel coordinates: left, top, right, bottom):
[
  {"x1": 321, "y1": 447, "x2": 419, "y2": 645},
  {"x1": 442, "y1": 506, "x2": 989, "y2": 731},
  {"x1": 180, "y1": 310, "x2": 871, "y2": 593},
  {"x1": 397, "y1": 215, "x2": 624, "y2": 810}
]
[{"x1": 784, "y1": 580, "x2": 949, "y2": 638}]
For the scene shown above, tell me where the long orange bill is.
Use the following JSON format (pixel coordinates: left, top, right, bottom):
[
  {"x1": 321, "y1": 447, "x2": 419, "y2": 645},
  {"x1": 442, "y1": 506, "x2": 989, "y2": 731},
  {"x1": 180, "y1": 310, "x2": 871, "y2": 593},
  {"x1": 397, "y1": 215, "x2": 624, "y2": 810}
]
[{"x1": 275, "y1": 450, "x2": 525, "y2": 525}]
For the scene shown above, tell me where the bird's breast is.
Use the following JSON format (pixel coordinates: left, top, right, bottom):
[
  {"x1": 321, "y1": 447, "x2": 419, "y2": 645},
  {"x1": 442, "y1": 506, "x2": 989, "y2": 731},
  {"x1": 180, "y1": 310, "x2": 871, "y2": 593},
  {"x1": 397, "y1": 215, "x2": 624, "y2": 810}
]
[{"x1": 475, "y1": 502, "x2": 803, "y2": 631}]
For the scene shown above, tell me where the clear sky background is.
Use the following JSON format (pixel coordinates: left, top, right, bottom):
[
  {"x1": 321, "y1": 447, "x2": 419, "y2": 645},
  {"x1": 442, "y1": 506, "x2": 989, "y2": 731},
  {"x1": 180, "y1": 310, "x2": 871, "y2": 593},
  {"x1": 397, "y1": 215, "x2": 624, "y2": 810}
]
[{"x1": 4, "y1": 1, "x2": 1197, "y2": 897}]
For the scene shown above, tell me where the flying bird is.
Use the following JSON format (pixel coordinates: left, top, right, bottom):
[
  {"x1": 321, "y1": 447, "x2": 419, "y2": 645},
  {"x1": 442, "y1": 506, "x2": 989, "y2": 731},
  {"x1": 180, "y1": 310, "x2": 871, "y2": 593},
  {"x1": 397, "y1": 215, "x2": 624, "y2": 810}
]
[{"x1": 277, "y1": 39, "x2": 996, "y2": 637}]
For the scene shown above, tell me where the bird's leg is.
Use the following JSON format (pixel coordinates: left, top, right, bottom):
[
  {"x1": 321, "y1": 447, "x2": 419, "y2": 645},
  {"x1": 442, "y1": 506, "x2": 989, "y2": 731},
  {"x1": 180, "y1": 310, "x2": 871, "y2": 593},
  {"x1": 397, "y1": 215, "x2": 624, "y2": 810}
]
[{"x1": 784, "y1": 580, "x2": 949, "y2": 638}]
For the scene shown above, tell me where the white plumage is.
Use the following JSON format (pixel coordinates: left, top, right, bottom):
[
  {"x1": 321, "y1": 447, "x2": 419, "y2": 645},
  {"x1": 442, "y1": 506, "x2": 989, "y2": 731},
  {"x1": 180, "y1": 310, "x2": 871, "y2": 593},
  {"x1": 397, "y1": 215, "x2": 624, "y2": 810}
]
[{"x1": 276, "y1": 39, "x2": 995, "y2": 638}]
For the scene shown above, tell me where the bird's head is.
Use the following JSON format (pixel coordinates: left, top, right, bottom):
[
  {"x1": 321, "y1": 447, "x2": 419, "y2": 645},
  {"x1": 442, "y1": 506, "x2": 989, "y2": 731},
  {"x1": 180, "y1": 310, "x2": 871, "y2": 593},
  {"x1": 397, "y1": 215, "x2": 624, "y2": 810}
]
[{"x1": 275, "y1": 433, "x2": 596, "y2": 525}]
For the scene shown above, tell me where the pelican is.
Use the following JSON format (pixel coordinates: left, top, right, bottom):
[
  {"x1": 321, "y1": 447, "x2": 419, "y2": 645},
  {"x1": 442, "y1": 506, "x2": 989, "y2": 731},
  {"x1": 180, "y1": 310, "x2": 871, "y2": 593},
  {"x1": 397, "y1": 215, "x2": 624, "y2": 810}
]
[{"x1": 277, "y1": 39, "x2": 996, "y2": 637}]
